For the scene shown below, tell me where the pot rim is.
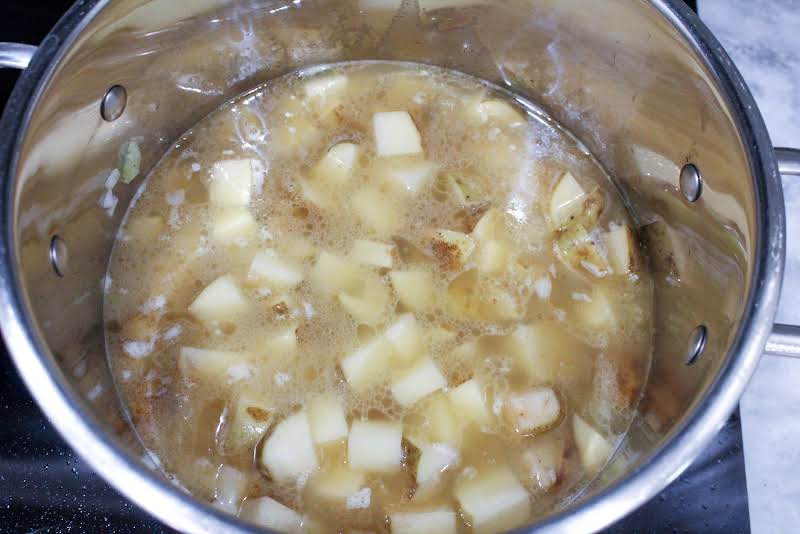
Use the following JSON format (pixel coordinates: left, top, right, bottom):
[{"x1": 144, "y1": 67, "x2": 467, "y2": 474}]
[{"x1": 0, "y1": 0, "x2": 784, "y2": 532}]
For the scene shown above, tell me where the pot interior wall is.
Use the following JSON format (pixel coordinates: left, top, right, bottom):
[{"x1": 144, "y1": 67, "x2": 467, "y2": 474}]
[{"x1": 9, "y1": 0, "x2": 756, "y2": 525}]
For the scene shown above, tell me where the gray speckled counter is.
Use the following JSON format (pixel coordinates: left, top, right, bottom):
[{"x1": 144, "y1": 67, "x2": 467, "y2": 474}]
[{"x1": 702, "y1": 1, "x2": 800, "y2": 532}]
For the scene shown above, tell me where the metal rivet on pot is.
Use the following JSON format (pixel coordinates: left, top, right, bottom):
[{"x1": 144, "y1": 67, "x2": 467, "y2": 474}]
[
  {"x1": 101, "y1": 85, "x2": 127, "y2": 122},
  {"x1": 679, "y1": 163, "x2": 703, "y2": 203},
  {"x1": 50, "y1": 235, "x2": 68, "y2": 277},
  {"x1": 685, "y1": 325, "x2": 707, "y2": 365}
]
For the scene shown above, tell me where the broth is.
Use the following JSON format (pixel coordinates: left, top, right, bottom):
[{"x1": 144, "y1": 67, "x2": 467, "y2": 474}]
[{"x1": 105, "y1": 61, "x2": 653, "y2": 533}]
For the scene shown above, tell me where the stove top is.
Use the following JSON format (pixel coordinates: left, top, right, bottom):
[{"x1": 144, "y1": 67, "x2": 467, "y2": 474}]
[{"x1": 0, "y1": 0, "x2": 746, "y2": 532}]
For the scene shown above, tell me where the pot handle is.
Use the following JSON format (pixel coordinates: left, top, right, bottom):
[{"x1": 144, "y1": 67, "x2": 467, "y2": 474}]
[
  {"x1": 765, "y1": 147, "x2": 800, "y2": 358},
  {"x1": 0, "y1": 42, "x2": 36, "y2": 70}
]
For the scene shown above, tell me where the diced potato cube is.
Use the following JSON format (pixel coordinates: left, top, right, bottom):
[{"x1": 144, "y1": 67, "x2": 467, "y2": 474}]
[
  {"x1": 479, "y1": 285, "x2": 525, "y2": 321},
  {"x1": 248, "y1": 250, "x2": 304, "y2": 288},
  {"x1": 574, "y1": 287, "x2": 615, "y2": 331},
  {"x1": 239, "y1": 496, "x2": 303, "y2": 532},
  {"x1": 304, "y1": 74, "x2": 348, "y2": 100},
  {"x1": 352, "y1": 239, "x2": 394, "y2": 268},
  {"x1": 255, "y1": 326, "x2": 298, "y2": 360},
  {"x1": 390, "y1": 270, "x2": 436, "y2": 311},
  {"x1": 260, "y1": 411, "x2": 318, "y2": 482},
  {"x1": 385, "y1": 314, "x2": 424, "y2": 362},
  {"x1": 313, "y1": 143, "x2": 359, "y2": 185},
  {"x1": 179, "y1": 347, "x2": 248, "y2": 384},
  {"x1": 421, "y1": 394, "x2": 461, "y2": 446},
  {"x1": 431, "y1": 229, "x2": 475, "y2": 270},
  {"x1": 549, "y1": 171, "x2": 586, "y2": 227},
  {"x1": 312, "y1": 251, "x2": 364, "y2": 295},
  {"x1": 427, "y1": 325, "x2": 458, "y2": 347},
  {"x1": 477, "y1": 240, "x2": 511, "y2": 275},
  {"x1": 188, "y1": 275, "x2": 249, "y2": 323},
  {"x1": 352, "y1": 187, "x2": 401, "y2": 235},
  {"x1": 572, "y1": 415, "x2": 613, "y2": 474},
  {"x1": 373, "y1": 111, "x2": 423, "y2": 157},
  {"x1": 210, "y1": 159, "x2": 254, "y2": 207},
  {"x1": 126, "y1": 215, "x2": 164, "y2": 242},
  {"x1": 308, "y1": 466, "x2": 366, "y2": 501},
  {"x1": 446, "y1": 269, "x2": 480, "y2": 320},
  {"x1": 448, "y1": 379, "x2": 492, "y2": 426},
  {"x1": 308, "y1": 394, "x2": 349, "y2": 444},
  {"x1": 555, "y1": 223, "x2": 610, "y2": 277},
  {"x1": 222, "y1": 393, "x2": 273, "y2": 452},
  {"x1": 340, "y1": 336, "x2": 394, "y2": 392},
  {"x1": 384, "y1": 160, "x2": 438, "y2": 194},
  {"x1": 391, "y1": 508, "x2": 458, "y2": 534},
  {"x1": 348, "y1": 420, "x2": 403, "y2": 473},
  {"x1": 471, "y1": 209, "x2": 506, "y2": 243},
  {"x1": 503, "y1": 388, "x2": 561, "y2": 435},
  {"x1": 472, "y1": 99, "x2": 525, "y2": 125},
  {"x1": 391, "y1": 358, "x2": 447, "y2": 407},
  {"x1": 605, "y1": 224, "x2": 639, "y2": 275},
  {"x1": 454, "y1": 465, "x2": 531, "y2": 534},
  {"x1": 415, "y1": 443, "x2": 460, "y2": 495},
  {"x1": 272, "y1": 117, "x2": 321, "y2": 158},
  {"x1": 214, "y1": 464, "x2": 246, "y2": 513},
  {"x1": 338, "y1": 274, "x2": 390, "y2": 325},
  {"x1": 212, "y1": 209, "x2": 258, "y2": 243},
  {"x1": 520, "y1": 435, "x2": 564, "y2": 491},
  {"x1": 444, "y1": 173, "x2": 482, "y2": 205},
  {"x1": 507, "y1": 324, "x2": 562, "y2": 384},
  {"x1": 299, "y1": 177, "x2": 334, "y2": 210}
]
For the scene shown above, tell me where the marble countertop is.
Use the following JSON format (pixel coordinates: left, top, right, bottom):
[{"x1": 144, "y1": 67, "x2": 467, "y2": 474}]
[{"x1": 702, "y1": 1, "x2": 800, "y2": 532}]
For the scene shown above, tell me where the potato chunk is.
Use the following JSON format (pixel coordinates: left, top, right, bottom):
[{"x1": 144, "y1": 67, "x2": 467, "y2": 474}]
[
  {"x1": 572, "y1": 415, "x2": 613, "y2": 474},
  {"x1": 390, "y1": 270, "x2": 436, "y2": 311},
  {"x1": 212, "y1": 209, "x2": 258, "y2": 243},
  {"x1": 188, "y1": 275, "x2": 249, "y2": 323},
  {"x1": 222, "y1": 393, "x2": 273, "y2": 452},
  {"x1": 348, "y1": 420, "x2": 403, "y2": 473},
  {"x1": 313, "y1": 143, "x2": 359, "y2": 185},
  {"x1": 308, "y1": 466, "x2": 366, "y2": 502},
  {"x1": 391, "y1": 508, "x2": 458, "y2": 534},
  {"x1": 308, "y1": 394, "x2": 349, "y2": 444},
  {"x1": 605, "y1": 223, "x2": 639, "y2": 275},
  {"x1": 373, "y1": 111, "x2": 423, "y2": 157},
  {"x1": 383, "y1": 160, "x2": 438, "y2": 193},
  {"x1": 261, "y1": 411, "x2": 318, "y2": 482},
  {"x1": 338, "y1": 274, "x2": 391, "y2": 326},
  {"x1": 385, "y1": 314, "x2": 424, "y2": 363},
  {"x1": 503, "y1": 388, "x2": 561, "y2": 435},
  {"x1": 340, "y1": 336, "x2": 393, "y2": 392},
  {"x1": 239, "y1": 496, "x2": 303, "y2": 532},
  {"x1": 179, "y1": 347, "x2": 248, "y2": 384},
  {"x1": 391, "y1": 357, "x2": 447, "y2": 407},
  {"x1": 472, "y1": 99, "x2": 525, "y2": 125},
  {"x1": 352, "y1": 187, "x2": 401, "y2": 235},
  {"x1": 477, "y1": 240, "x2": 511, "y2": 275},
  {"x1": 520, "y1": 435, "x2": 564, "y2": 491},
  {"x1": 420, "y1": 394, "x2": 461, "y2": 446},
  {"x1": 548, "y1": 171, "x2": 585, "y2": 227},
  {"x1": 448, "y1": 379, "x2": 492, "y2": 426},
  {"x1": 214, "y1": 465, "x2": 247, "y2": 513},
  {"x1": 254, "y1": 326, "x2": 298, "y2": 360},
  {"x1": 352, "y1": 239, "x2": 394, "y2": 268},
  {"x1": 304, "y1": 74, "x2": 348, "y2": 100},
  {"x1": 248, "y1": 250, "x2": 304, "y2": 288},
  {"x1": 431, "y1": 229, "x2": 475, "y2": 270},
  {"x1": 415, "y1": 443, "x2": 460, "y2": 496},
  {"x1": 312, "y1": 251, "x2": 364, "y2": 295},
  {"x1": 555, "y1": 223, "x2": 610, "y2": 278},
  {"x1": 210, "y1": 159, "x2": 255, "y2": 207},
  {"x1": 454, "y1": 465, "x2": 531, "y2": 534}
]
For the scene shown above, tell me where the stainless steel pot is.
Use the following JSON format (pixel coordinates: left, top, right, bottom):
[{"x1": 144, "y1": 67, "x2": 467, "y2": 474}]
[{"x1": 1, "y1": 0, "x2": 799, "y2": 532}]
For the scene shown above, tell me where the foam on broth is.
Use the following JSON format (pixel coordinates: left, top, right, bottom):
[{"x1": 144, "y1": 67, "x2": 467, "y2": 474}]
[{"x1": 105, "y1": 61, "x2": 653, "y2": 533}]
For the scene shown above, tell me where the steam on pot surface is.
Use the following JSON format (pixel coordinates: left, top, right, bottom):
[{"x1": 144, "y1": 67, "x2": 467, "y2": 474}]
[{"x1": 103, "y1": 61, "x2": 654, "y2": 533}]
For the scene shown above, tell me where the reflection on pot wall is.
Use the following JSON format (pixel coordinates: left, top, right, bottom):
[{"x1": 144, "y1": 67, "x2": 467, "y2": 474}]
[{"x1": 10, "y1": 0, "x2": 754, "y2": 520}]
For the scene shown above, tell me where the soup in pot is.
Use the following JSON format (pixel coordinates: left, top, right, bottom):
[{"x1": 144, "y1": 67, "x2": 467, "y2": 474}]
[{"x1": 105, "y1": 61, "x2": 653, "y2": 534}]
